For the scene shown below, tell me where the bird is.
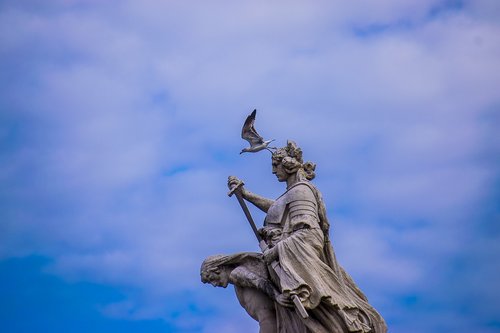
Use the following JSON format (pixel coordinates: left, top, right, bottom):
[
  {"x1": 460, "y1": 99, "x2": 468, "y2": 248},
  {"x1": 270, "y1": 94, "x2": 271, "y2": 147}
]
[{"x1": 240, "y1": 109, "x2": 276, "y2": 154}]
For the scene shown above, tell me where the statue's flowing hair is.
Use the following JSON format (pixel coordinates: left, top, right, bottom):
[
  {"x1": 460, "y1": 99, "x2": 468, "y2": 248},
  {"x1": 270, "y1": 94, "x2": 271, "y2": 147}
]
[{"x1": 272, "y1": 140, "x2": 316, "y2": 180}]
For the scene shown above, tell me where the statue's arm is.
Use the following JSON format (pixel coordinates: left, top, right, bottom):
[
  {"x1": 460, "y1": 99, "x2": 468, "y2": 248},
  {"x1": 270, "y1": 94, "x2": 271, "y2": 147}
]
[
  {"x1": 228, "y1": 176, "x2": 274, "y2": 212},
  {"x1": 241, "y1": 188, "x2": 274, "y2": 213},
  {"x1": 229, "y1": 266, "x2": 279, "y2": 300}
]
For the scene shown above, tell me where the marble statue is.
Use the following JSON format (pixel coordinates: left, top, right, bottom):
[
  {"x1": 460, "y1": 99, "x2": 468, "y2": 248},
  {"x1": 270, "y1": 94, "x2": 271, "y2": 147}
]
[{"x1": 201, "y1": 112, "x2": 387, "y2": 333}]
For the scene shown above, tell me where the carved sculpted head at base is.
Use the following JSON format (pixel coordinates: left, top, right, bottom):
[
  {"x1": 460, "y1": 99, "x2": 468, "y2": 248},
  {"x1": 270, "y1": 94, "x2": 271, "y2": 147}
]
[{"x1": 200, "y1": 255, "x2": 231, "y2": 288}]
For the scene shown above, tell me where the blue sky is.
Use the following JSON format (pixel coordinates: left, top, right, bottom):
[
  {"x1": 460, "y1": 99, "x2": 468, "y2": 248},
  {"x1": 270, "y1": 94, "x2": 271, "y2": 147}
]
[{"x1": 1, "y1": 0, "x2": 499, "y2": 332}]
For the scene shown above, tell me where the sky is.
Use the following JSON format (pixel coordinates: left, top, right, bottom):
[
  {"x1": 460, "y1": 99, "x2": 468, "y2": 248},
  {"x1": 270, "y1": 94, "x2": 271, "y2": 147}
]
[{"x1": 0, "y1": 0, "x2": 499, "y2": 332}]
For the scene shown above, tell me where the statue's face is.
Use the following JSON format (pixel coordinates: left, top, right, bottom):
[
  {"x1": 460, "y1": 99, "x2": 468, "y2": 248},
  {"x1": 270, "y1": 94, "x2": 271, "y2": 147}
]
[
  {"x1": 272, "y1": 159, "x2": 288, "y2": 182},
  {"x1": 208, "y1": 269, "x2": 230, "y2": 288}
]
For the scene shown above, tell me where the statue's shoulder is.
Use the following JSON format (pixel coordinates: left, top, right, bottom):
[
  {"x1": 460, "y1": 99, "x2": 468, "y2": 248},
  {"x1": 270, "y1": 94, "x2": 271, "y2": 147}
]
[{"x1": 285, "y1": 182, "x2": 317, "y2": 204}]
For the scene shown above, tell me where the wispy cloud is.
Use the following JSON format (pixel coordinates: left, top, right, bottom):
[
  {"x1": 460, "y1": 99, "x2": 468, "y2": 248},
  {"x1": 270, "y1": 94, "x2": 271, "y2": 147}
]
[{"x1": 1, "y1": 0, "x2": 499, "y2": 332}]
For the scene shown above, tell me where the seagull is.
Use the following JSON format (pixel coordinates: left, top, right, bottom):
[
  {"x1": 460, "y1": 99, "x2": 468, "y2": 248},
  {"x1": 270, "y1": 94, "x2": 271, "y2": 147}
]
[{"x1": 240, "y1": 109, "x2": 276, "y2": 154}]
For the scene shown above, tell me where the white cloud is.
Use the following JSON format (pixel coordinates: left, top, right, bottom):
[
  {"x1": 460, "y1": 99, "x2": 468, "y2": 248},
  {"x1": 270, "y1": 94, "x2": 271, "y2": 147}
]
[{"x1": 1, "y1": 1, "x2": 499, "y2": 331}]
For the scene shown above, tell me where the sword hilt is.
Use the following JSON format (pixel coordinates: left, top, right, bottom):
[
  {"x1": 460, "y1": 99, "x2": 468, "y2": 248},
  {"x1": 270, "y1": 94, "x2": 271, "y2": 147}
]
[{"x1": 227, "y1": 178, "x2": 244, "y2": 197}]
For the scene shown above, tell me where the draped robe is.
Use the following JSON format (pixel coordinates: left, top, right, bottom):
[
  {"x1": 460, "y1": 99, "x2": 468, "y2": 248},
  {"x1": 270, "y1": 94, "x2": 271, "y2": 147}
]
[{"x1": 264, "y1": 181, "x2": 387, "y2": 333}]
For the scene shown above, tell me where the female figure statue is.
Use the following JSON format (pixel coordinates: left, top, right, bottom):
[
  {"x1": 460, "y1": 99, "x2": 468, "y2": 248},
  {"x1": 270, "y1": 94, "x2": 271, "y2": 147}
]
[{"x1": 203, "y1": 140, "x2": 387, "y2": 333}]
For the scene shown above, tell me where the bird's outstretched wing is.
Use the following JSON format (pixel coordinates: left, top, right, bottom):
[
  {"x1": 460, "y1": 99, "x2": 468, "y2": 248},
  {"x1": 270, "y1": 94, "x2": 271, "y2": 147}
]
[{"x1": 241, "y1": 109, "x2": 264, "y2": 146}]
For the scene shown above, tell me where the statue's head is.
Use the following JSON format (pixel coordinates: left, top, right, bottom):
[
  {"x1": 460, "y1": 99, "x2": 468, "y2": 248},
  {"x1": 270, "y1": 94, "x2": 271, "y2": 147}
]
[
  {"x1": 271, "y1": 140, "x2": 316, "y2": 182},
  {"x1": 200, "y1": 255, "x2": 231, "y2": 288}
]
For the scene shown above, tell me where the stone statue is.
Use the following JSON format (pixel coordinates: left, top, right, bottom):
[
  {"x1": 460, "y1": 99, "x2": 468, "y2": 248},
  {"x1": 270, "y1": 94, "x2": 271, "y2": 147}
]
[
  {"x1": 201, "y1": 112, "x2": 387, "y2": 333},
  {"x1": 201, "y1": 252, "x2": 279, "y2": 332}
]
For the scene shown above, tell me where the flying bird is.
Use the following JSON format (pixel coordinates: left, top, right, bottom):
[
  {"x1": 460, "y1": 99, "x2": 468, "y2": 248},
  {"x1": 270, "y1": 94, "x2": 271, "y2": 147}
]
[{"x1": 240, "y1": 109, "x2": 275, "y2": 154}]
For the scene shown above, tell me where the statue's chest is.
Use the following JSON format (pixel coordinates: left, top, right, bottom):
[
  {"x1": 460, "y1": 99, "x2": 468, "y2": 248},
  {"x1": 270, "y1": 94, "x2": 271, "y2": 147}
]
[{"x1": 264, "y1": 194, "x2": 288, "y2": 227}]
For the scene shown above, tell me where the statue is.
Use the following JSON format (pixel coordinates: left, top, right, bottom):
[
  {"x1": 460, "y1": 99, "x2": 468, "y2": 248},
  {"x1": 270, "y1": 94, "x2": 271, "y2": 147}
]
[
  {"x1": 201, "y1": 252, "x2": 279, "y2": 332},
  {"x1": 201, "y1": 111, "x2": 387, "y2": 333}
]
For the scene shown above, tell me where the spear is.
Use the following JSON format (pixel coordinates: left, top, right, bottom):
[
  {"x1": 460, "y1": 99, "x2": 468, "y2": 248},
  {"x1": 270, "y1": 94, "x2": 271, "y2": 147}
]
[{"x1": 228, "y1": 179, "x2": 309, "y2": 319}]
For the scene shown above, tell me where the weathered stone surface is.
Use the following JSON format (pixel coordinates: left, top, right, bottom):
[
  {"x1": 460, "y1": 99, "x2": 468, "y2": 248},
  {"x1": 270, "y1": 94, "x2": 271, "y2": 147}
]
[{"x1": 201, "y1": 136, "x2": 387, "y2": 332}]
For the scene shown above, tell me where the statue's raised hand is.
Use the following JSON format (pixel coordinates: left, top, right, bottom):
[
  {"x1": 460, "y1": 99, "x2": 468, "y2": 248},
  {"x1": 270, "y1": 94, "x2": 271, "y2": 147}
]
[{"x1": 227, "y1": 176, "x2": 244, "y2": 193}]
